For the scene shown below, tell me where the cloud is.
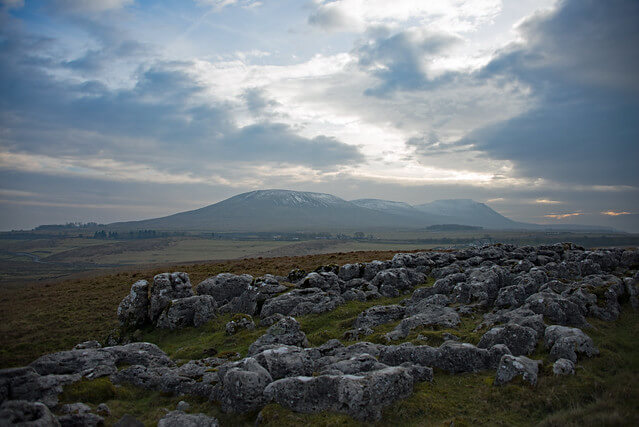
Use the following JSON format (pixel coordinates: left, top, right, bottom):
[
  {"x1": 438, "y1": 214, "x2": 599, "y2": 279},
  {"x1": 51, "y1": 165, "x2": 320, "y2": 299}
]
[
  {"x1": 307, "y1": 0, "x2": 502, "y2": 33},
  {"x1": 195, "y1": 0, "x2": 262, "y2": 11},
  {"x1": 601, "y1": 211, "x2": 632, "y2": 216},
  {"x1": 461, "y1": 0, "x2": 639, "y2": 186},
  {"x1": 0, "y1": 27, "x2": 363, "y2": 180},
  {"x1": 535, "y1": 199, "x2": 561, "y2": 205},
  {"x1": 544, "y1": 212, "x2": 583, "y2": 220},
  {"x1": 51, "y1": 0, "x2": 133, "y2": 13},
  {"x1": 355, "y1": 28, "x2": 460, "y2": 96}
]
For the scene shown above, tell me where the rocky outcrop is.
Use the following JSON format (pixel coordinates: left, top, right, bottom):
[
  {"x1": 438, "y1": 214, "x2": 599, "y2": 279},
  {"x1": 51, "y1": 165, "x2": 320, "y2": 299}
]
[
  {"x1": 158, "y1": 411, "x2": 219, "y2": 426},
  {"x1": 11, "y1": 244, "x2": 638, "y2": 424},
  {"x1": 264, "y1": 366, "x2": 424, "y2": 422}
]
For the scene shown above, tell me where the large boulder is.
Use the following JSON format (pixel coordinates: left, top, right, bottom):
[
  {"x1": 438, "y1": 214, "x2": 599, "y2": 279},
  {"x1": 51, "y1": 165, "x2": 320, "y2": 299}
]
[
  {"x1": 544, "y1": 325, "x2": 599, "y2": 362},
  {"x1": 248, "y1": 317, "x2": 309, "y2": 356},
  {"x1": 371, "y1": 268, "x2": 426, "y2": 297},
  {"x1": 260, "y1": 288, "x2": 343, "y2": 318},
  {"x1": 0, "y1": 400, "x2": 60, "y2": 426},
  {"x1": 196, "y1": 273, "x2": 253, "y2": 305},
  {"x1": 264, "y1": 366, "x2": 419, "y2": 422},
  {"x1": 0, "y1": 367, "x2": 80, "y2": 409},
  {"x1": 149, "y1": 273, "x2": 194, "y2": 323},
  {"x1": 253, "y1": 345, "x2": 314, "y2": 380},
  {"x1": 215, "y1": 358, "x2": 273, "y2": 413},
  {"x1": 494, "y1": 354, "x2": 541, "y2": 386},
  {"x1": 156, "y1": 295, "x2": 218, "y2": 329},
  {"x1": 386, "y1": 306, "x2": 460, "y2": 341},
  {"x1": 338, "y1": 263, "x2": 365, "y2": 281},
  {"x1": 158, "y1": 410, "x2": 219, "y2": 427},
  {"x1": 352, "y1": 305, "x2": 406, "y2": 330},
  {"x1": 524, "y1": 292, "x2": 588, "y2": 327},
  {"x1": 117, "y1": 280, "x2": 150, "y2": 328},
  {"x1": 379, "y1": 342, "x2": 510, "y2": 373},
  {"x1": 553, "y1": 358, "x2": 575, "y2": 375},
  {"x1": 478, "y1": 324, "x2": 538, "y2": 356},
  {"x1": 299, "y1": 272, "x2": 341, "y2": 292}
]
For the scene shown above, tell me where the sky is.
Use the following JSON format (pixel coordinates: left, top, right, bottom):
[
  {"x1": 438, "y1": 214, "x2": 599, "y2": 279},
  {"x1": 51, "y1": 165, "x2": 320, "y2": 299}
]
[{"x1": 0, "y1": 0, "x2": 638, "y2": 231}]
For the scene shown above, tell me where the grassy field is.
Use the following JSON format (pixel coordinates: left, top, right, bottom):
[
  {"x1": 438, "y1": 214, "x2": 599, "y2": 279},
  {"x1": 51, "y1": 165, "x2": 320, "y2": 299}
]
[{"x1": 1, "y1": 248, "x2": 638, "y2": 425}]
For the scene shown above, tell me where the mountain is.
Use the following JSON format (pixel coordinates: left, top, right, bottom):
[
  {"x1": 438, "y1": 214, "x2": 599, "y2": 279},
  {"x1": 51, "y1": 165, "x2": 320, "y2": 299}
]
[
  {"x1": 108, "y1": 190, "x2": 619, "y2": 233},
  {"x1": 350, "y1": 198, "x2": 447, "y2": 224},
  {"x1": 109, "y1": 189, "x2": 422, "y2": 232},
  {"x1": 414, "y1": 199, "x2": 521, "y2": 229}
]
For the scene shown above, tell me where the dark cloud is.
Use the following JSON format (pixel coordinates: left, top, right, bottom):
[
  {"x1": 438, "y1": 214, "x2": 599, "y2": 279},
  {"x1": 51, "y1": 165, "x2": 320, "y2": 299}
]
[
  {"x1": 354, "y1": 28, "x2": 459, "y2": 96},
  {"x1": 0, "y1": 24, "x2": 363, "y2": 172},
  {"x1": 241, "y1": 87, "x2": 282, "y2": 118},
  {"x1": 447, "y1": 0, "x2": 639, "y2": 187}
]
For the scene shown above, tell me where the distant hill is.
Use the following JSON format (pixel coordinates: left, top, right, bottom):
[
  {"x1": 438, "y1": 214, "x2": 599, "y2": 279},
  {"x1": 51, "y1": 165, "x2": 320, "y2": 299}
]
[
  {"x1": 109, "y1": 190, "x2": 429, "y2": 232},
  {"x1": 108, "y1": 190, "x2": 620, "y2": 233},
  {"x1": 414, "y1": 199, "x2": 520, "y2": 229}
]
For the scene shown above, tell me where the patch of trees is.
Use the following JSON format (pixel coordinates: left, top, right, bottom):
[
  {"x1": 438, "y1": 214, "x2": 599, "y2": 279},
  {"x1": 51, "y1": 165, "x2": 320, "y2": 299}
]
[{"x1": 92, "y1": 229, "x2": 181, "y2": 239}]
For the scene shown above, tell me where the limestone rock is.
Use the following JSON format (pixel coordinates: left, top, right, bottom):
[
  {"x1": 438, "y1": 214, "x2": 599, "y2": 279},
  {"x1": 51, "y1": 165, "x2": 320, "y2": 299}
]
[
  {"x1": 0, "y1": 400, "x2": 60, "y2": 426},
  {"x1": 117, "y1": 280, "x2": 150, "y2": 328},
  {"x1": 158, "y1": 410, "x2": 219, "y2": 427},
  {"x1": 149, "y1": 273, "x2": 193, "y2": 323},
  {"x1": 248, "y1": 317, "x2": 309, "y2": 356},
  {"x1": 552, "y1": 358, "x2": 575, "y2": 375},
  {"x1": 478, "y1": 323, "x2": 538, "y2": 356},
  {"x1": 156, "y1": 295, "x2": 218, "y2": 329},
  {"x1": 196, "y1": 273, "x2": 253, "y2": 305},
  {"x1": 494, "y1": 354, "x2": 541, "y2": 386}
]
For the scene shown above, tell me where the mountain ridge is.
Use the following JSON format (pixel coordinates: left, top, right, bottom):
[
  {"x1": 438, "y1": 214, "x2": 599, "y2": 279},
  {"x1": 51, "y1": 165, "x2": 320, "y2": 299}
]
[{"x1": 108, "y1": 189, "x2": 617, "y2": 233}]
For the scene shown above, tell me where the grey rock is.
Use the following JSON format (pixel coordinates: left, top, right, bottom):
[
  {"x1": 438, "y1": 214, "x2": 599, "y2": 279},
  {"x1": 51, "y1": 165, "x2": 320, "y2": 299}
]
[
  {"x1": 544, "y1": 325, "x2": 599, "y2": 363},
  {"x1": 524, "y1": 292, "x2": 588, "y2": 327},
  {"x1": 352, "y1": 305, "x2": 405, "y2": 330},
  {"x1": 371, "y1": 268, "x2": 426, "y2": 297},
  {"x1": 57, "y1": 412, "x2": 104, "y2": 427},
  {"x1": 176, "y1": 401, "x2": 190, "y2": 411},
  {"x1": 158, "y1": 411, "x2": 219, "y2": 427},
  {"x1": 74, "y1": 341, "x2": 101, "y2": 350},
  {"x1": 322, "y1": 353, "x2": 387, "y2": 375},
  {"x1": 0, "y1": 400, "x2": 60, "y2": 426},
  {"x1": 113, "y1": 414, "x2": 144, "y2": 427},
  {"x1": 149, "y1": 273, "x2": 193, "y2": 323},
  {"x1": 254, "y1": 275, "x2": 288, "y2": 303},
  {"x1": 363, "y1": 261, "x2": 390, "y2": 281},
  {"x1": 196, "y1": 273, "x2": 253, "y2": 305},
  {"x1": 219, "y1": 288, "x2": 258, "y2": 316},
  {"x1": 0, "y1": 367, "x2": 80, "y2": 408},
  {"x1": 342, "y1": 327, "x2": 374, "y2": 340},
  {"x1": 495, "y1": 285, "x2": 528, "y2": 309},
  {"x1": 621, "y1": 250, "x2": 639, "y2": 267},
  {"x1": 478, "y1": 324, "x2": 538, "y2": 356},
  {"x1": 477, "y1": 307, "x2": 546, "y2": 338},
  {"x1": 58, "y1": 403, "x2": 91, "y2": 415},
  {"x1": 386, "y1": 306, "x2": 460, "y2": 341},
  {"x1": 259, "y1": 313, "x2": 286, "y2": 327},
  {"x1": 264, "y1": 366, "x2": 418, "y2": 422},
  {"x1": 248, "y1": 317, "x2": 309, "y2": 356},
  {"x1": 299, "y1": 272, "x2": 341, "y2": 292},
  {"x1": 553, "y1": 358, "x2": 575, "y2": 375},
  {"x1": 260, "y1": 288, "x2": 343, "y2": 318},
  {"x1": 379, "y1": 342, "x2": 510, "y2": 373},
  {"x1": 156, "y1": 295, "x2": 218, "y2": 330},
  {"x1": 338, "y1": 263, "x2": 364, "y2": 281},
  {"x1": 216, "y1": 358, "x2": 272, "y2": 413},
  {"x1": 253, "y1": 345, "x2": 314, "y2": 380},
  {"x1": 96, "y1": 403, "x2": 110, "y2": 416},
  {"x1": 494, "y1": 354, "x2": 541, "y2": 386},
  {"x1": 225, "y1": 315, "x2": 256, "y2": 335},
  {"x1": 117, "y1": 280, "x2": 150, "y2": 328}
]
